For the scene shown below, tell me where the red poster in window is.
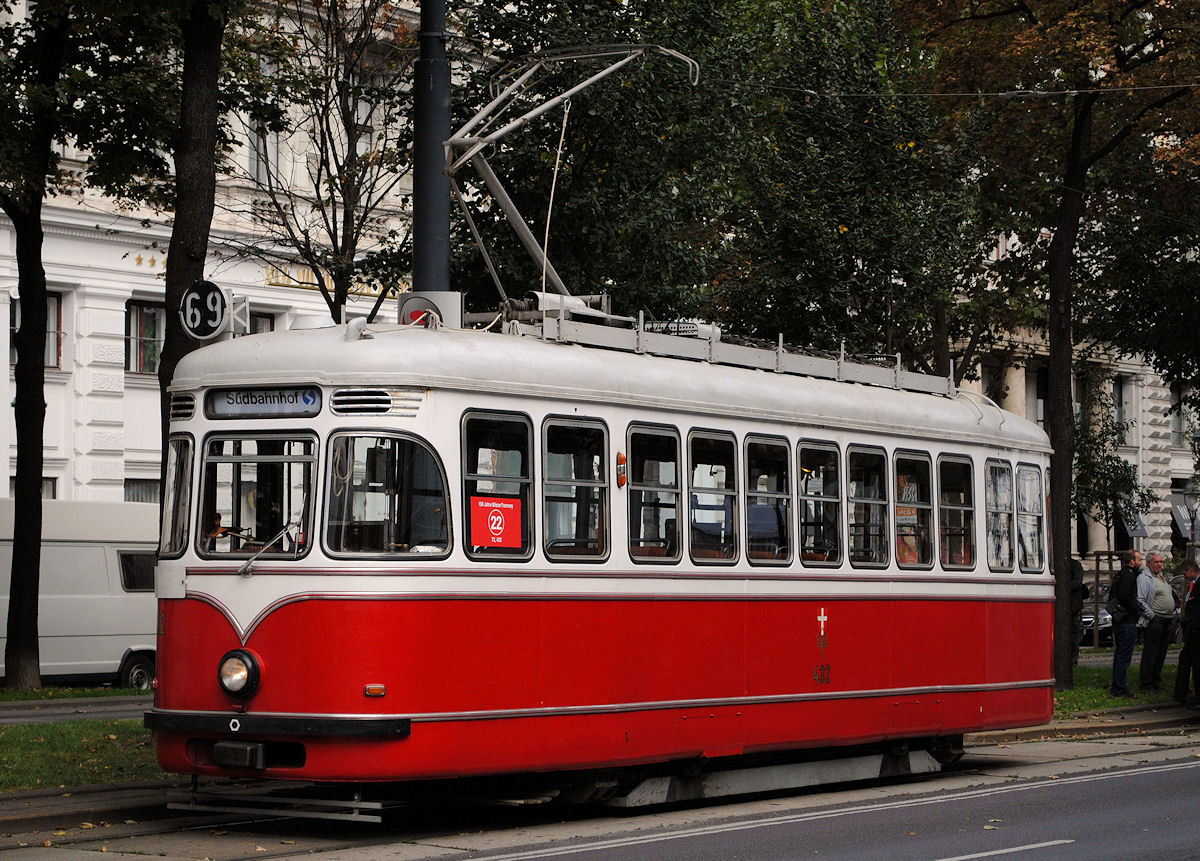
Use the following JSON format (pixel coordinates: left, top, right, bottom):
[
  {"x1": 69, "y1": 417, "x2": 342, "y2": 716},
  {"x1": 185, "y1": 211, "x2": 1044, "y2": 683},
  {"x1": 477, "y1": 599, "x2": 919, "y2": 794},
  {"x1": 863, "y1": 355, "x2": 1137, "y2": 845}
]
[{"x1": 470, "y1": 497, "x2": 522, "y2": 548}]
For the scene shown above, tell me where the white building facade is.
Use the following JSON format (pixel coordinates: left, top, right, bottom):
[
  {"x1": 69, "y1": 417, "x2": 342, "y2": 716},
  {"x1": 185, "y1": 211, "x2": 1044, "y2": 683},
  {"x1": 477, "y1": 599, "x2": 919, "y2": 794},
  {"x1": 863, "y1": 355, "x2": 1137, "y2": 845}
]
[{"x1": 1, "y1": 199, "x2": 397, "y2": 504}]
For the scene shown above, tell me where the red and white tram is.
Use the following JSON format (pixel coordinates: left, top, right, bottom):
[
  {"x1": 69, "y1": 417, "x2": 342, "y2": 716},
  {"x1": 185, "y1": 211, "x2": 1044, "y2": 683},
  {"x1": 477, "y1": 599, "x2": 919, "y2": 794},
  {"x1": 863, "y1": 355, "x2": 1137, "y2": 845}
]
[{"x1": 146, "y1": 312, "x2": 1052, "y2": 803}]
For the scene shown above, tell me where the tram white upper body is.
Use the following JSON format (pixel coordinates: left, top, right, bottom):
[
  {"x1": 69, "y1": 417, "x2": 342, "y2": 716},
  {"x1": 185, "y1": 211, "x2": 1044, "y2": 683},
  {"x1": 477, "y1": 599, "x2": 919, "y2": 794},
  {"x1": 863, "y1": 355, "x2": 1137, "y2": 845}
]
[{"x1": 162, "y1": 320, "x2": 1052, "y2": 639}]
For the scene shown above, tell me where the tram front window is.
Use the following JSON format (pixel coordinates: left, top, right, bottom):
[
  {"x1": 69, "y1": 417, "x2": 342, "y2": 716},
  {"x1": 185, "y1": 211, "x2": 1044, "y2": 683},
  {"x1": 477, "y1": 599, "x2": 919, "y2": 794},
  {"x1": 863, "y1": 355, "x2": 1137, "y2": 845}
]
[
  {"x1": 326, "y1": 434, "x2": 449, "y2": 555},
  {"x1": 200, "y1": 435, "x2": 315, "y2": 557}
]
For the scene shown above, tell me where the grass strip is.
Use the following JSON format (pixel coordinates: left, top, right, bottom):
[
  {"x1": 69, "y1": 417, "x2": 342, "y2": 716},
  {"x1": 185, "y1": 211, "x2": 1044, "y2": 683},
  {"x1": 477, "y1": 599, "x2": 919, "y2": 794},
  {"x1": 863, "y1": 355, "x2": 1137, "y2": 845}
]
[{"x1": 0, "y1": 720, "x2": 166, "y2": 793}]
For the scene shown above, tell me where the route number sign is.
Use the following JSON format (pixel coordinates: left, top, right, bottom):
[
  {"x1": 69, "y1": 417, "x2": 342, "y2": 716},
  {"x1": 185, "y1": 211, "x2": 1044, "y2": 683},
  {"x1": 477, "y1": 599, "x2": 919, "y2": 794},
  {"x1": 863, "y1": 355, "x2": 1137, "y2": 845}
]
[{"x1": 180, "y1": 280, "x2": 230, "y2": 341}]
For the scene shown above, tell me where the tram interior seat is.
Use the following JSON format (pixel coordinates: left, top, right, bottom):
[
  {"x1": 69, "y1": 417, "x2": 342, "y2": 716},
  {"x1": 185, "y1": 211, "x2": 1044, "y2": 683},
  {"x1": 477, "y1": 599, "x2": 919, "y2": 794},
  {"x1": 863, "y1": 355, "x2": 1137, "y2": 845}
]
[
  {"x1": 631, "y1": 518, "x2": 676, "y2": 559},
  {"x1": 747, "y1": 502, "x2": 787, "y2": 560}
]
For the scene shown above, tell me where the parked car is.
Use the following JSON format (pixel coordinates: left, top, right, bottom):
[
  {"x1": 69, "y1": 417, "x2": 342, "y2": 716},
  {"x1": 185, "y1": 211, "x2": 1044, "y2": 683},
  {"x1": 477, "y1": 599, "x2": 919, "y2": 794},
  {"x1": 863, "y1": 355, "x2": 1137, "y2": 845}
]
[{"x1": 1080, "y1": 605, "x2": 1113, "y2": 647}]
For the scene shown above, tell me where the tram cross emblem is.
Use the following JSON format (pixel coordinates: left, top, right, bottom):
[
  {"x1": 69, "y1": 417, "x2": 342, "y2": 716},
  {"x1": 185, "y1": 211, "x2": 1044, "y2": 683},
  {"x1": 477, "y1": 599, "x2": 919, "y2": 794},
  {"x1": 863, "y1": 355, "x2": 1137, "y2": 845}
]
[{"x1": 817, "y1": 607, "x2": 828, "y2": 652}]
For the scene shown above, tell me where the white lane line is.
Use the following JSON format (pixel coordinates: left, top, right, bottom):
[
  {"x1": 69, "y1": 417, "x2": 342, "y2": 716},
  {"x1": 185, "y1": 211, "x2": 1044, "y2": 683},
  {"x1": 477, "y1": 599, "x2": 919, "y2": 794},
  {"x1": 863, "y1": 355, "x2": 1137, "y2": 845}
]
[{"x1": 935, "y1": 839, "x2": 1075, "y2": 861}]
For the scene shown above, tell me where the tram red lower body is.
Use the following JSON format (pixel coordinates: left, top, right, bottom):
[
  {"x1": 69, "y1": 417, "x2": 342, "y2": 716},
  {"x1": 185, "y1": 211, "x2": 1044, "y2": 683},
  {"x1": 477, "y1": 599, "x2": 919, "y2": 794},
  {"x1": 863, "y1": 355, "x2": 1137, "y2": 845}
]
[{"x1": 151, "y1": 594, "x2": 1053, "y2": 781}]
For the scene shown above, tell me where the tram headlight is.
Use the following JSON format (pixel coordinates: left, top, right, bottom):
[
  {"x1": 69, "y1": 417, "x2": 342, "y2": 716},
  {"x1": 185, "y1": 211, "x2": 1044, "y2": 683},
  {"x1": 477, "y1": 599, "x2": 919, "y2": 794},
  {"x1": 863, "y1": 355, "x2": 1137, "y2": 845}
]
[{"x1": 218, "y1": 649, "x2": 261, "y2": 699}]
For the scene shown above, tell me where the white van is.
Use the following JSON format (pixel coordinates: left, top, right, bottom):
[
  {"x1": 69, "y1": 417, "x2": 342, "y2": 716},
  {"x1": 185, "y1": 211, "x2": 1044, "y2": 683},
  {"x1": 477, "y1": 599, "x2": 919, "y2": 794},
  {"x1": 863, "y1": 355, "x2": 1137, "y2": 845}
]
[{"x1": 0, "y1": 498, "x2": 159, "y2": 688}]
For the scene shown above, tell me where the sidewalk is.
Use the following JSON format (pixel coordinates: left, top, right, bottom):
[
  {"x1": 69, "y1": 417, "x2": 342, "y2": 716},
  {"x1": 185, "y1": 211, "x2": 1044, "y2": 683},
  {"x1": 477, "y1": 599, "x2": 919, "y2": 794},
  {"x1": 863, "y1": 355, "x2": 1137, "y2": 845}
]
[{"x1": 967, "y1": 700, "x2": 1200, "y2": 744}]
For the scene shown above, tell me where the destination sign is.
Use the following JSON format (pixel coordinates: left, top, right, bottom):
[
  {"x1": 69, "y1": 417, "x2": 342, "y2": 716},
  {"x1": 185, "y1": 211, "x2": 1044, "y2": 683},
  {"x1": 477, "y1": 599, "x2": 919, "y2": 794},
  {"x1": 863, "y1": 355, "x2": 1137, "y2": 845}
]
[{"x1": 207, "y1": 387, "x2": 321, "y2": 419}]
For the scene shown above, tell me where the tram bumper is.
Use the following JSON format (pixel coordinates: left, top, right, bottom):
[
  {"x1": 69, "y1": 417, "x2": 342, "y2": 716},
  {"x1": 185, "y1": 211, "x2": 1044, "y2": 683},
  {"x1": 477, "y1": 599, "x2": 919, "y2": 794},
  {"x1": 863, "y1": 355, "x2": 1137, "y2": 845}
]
[{"x1": 144, "y1": 708, "x2": 412, "y2": 738}]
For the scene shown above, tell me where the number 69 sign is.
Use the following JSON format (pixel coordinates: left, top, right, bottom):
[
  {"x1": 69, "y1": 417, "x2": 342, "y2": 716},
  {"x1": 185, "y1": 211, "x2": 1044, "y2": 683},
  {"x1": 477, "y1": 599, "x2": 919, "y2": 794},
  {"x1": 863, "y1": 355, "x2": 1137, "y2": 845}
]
[{"x1": 179, "y1": 279, "x2": 230, "y2": 341}]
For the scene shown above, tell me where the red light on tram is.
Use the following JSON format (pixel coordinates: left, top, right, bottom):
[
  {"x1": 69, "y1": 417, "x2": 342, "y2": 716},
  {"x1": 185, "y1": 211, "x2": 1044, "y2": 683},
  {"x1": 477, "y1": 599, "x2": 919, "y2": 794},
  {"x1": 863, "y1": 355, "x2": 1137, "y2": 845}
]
[{"x1": 616, "y1": 452, "x2": 627, "y2": 488}]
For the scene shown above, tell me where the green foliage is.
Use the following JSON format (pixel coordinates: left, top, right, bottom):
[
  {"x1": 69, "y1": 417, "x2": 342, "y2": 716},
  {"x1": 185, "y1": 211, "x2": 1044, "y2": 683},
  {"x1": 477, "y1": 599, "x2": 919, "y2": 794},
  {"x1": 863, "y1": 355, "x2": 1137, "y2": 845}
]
[
  {"x1": 449, "y1": 0, "x2": 989, "y2": 368},
  {"x1": 0, "y1": 0, "x2": 183, "y2": 210}
]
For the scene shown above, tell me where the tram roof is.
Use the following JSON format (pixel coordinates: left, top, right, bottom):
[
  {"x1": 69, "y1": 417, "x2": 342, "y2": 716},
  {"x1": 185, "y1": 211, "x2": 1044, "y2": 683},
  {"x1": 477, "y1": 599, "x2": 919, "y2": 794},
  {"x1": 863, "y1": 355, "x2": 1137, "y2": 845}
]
[{"x1": 171, "y1": 320, "x2": 1050, "y2": 452}]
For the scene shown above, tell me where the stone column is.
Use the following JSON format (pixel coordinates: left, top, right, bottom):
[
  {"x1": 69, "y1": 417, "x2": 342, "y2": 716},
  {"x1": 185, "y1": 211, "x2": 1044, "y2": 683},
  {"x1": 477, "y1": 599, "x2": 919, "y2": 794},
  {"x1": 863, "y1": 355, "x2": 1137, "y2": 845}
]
[{"x1": 71, "y1": 285, "x2": 128, "y2": 500}]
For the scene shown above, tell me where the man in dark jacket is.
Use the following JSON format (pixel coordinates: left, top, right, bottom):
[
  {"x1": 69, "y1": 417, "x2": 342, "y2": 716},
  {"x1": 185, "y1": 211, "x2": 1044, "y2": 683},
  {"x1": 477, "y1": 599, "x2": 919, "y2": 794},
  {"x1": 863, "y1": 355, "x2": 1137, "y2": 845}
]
[
  {"x1": 1109, "y1": 549, "x2": 1142, "y2": 697},
  {"x1": 1174, "y1": 559, "x2": 1200, "y2": 708}
]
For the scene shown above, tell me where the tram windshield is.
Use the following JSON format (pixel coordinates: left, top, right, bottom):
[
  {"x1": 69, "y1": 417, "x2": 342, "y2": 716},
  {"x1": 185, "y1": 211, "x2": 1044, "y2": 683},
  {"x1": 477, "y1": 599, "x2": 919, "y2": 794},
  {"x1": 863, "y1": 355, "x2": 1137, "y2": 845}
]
[{"x1": 199, "y1": 435, "x2": 315, "y2": 557}]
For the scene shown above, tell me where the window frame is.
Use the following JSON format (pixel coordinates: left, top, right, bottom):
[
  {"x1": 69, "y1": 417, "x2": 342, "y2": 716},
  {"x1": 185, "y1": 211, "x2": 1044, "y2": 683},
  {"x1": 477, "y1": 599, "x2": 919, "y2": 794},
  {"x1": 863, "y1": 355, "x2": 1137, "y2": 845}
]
[
  {"x1": 847, "y1": 445, "x2": 890, "y2": 568},
  {"x1": 125, "y1": 300, "x2": 165, "y2": 375},
  {"x1": 937, "y1": 455, "x2": 976, "y2": 571},
  {"x1": 745, "y1": 434, "x2": 792, "y2": 566},
  {"x1": 798, "y1": 440, "x2": 842, "y2": 567},
  {"x1": 461, "y1": 411, "x2": 534, "y2": 561},
  {"x1": 196, "y1": 432, "x2": 318, "y2": 560},
  {"x1": 325, "y1": 430, "x2": 452, "y2": 559},
  {"x1": 541, "y1": 416, "x2": 610, "y2": 563},
  {"x1": 9, "y1": 291, "x2": 63, "y2": 368},
  {"x1": 158, "y1": 434, "x2": 193, "y2": 558},
  {"x1": 985, "y1": 458, "x2": 1015, "y2": 573},
  {"x1": 1015, "y1": 462, "x2": 1046, "y2": 574},
  {"x1": 687, "y1": 429, "x2": 739, "y2": 565},
  {"x1": 893, "y1": 450, "x2": 934, "y2": 570},
  {"x1": 627, "y1": 424, "x2": 682, "y2": 564}
]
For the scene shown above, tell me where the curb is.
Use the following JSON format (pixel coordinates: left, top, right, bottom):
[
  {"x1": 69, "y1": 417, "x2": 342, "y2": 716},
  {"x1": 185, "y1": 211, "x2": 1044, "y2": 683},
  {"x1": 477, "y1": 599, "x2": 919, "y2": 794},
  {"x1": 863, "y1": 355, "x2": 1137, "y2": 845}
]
[{"x1": 966, "y1": 703, "x2": 1200, "y2": 745}]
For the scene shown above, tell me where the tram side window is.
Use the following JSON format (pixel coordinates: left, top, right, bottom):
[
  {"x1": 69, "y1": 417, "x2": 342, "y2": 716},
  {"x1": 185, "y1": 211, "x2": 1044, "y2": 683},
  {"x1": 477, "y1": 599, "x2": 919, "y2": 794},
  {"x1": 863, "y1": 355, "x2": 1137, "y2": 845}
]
[
  {"x1": 628, "y1": 427, "x2": 681, "y2": 562},
  {"x1": 200, "y1": 436, "x2": 315, "y2": 557},
  {"x1": 746, "y1": 438, "x2": 791, "y2": 564},
  {"x1": 938, "y1": 457, "x2": 975, "y2": 569},
  {"x1": 544, "y1": 420, "x2": 608, "y2": 560},
  {"x1": 985, "y1": 460, "x2": 1015, "y2": 571},
  {"x1": 160, "y1": 435, "x2": 193, "y2": 557},
  {"x1": 895, "y1": 453, "x2": 933, "y2": 568},
  {"x1": 799, "y1": 443, "x2": 841, "y2": 565},
  {"x1": 464, "y1": 414, "x2": 533, "y2": 558},
  {"x1": 326, "y1": 434, "x2": 449, "y2": 555},
  {"x1": 848, "y1": 447, "x2": 888, "y2": 566},
  {"x1": 1016, "y1": 464, "x2": 1045, "y2": 572},
  {"x1": 689, "y1": 432, "x2": 738, "y2": 563}
]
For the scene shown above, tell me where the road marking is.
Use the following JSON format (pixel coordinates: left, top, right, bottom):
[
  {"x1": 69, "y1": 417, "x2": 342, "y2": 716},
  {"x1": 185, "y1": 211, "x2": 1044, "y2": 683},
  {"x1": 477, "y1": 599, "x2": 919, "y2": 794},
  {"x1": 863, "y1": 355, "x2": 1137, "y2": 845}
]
[
  {"x1": 935, "y1": 840, "x2": 1075, "y2": 861},
  {"x1": 467, "y1": 760, "x2": 1200, "y2": 860}
]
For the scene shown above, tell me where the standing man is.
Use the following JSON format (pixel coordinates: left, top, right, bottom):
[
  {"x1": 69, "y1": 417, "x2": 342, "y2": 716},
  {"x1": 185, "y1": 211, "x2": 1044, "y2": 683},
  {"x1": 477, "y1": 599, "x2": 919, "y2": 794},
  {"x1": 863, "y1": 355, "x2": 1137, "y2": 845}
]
[
  {"x1": 1109, "y1": 549, "x2": 1142, "y2": 697},
  {"x1": 1175, "y1": 559, "x2": 1200, "y2": 708},
  {"x1": 1138, "y1": 552, "x2": 1177, "y2": 690}
]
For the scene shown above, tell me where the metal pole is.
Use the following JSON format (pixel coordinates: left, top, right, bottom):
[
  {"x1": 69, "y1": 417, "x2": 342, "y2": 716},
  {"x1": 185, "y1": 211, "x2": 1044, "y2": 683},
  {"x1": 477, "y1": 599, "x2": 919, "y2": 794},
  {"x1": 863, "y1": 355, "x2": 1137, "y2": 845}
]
[{"x1": 412, "y1": 0, "x2": 451, "y2": 293}]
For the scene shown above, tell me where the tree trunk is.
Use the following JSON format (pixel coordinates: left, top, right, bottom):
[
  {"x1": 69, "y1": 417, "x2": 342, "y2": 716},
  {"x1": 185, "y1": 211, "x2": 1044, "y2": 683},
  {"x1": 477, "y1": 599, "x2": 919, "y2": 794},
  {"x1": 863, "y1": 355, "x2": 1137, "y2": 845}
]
[
  {"x1": 159, "y1": 0, "x2": 229, "y2": 466},
  {"x1": 3, "y1": 6, "x2": 73, "y2": 690},
  {"x1": 1049, "y1": 95, "x2": 1094, "y2": 691},
  {"x1": 4, "y1": 209, "x2": 49, "y2": 690}
]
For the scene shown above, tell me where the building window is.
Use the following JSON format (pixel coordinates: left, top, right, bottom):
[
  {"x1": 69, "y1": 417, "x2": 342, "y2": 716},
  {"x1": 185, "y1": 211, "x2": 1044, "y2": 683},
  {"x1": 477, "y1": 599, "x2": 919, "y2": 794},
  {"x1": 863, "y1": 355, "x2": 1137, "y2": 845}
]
[
  {"x1": 126, "y1": 301, "x2": 165, "y2": 374},
  {"x1": 9, "y1": 292, "x2": 62, "y2": 368},
  {"x1": 250, "y1": 312, "x2": 274, "y2": 334},
  {"x1": 1111, "y1": 374, "x2": 1133, "y2": 446},
  {"x1": 124, "y1": 478, "x2": 160, "y2": 504},
  {"x1": 1171, "y1": 383, "x2": 1189, "y2": 449},
  {"x1": 9, "y1": 477, "x2": 57, "y2": 498}
]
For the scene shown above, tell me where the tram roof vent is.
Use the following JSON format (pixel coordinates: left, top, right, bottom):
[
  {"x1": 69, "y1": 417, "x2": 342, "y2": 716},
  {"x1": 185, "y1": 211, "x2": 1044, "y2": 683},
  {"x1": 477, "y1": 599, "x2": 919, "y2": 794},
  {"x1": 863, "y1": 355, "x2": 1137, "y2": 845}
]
[
  {"x1": 330, "y1": 388, "x2": 424, "y2": 417},
  {"x1": 169, "y1": 393, "x2": 196, "y2": 421}
]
